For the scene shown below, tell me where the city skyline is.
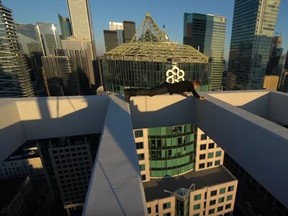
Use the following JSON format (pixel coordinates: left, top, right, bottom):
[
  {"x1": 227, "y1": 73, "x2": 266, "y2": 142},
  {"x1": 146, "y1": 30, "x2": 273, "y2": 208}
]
[{"x1": 2, "y1": 0, "x2": 288, "y2": 60}]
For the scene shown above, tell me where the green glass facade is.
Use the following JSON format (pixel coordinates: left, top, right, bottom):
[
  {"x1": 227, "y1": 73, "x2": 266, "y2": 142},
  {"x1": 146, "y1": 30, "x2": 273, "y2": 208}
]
[
  {"x1": 227, "y1": 0, "x2": 281, "y2": 90},
  {"x1": 148, "y1": 125, "x2": 195, "y2": 177}
]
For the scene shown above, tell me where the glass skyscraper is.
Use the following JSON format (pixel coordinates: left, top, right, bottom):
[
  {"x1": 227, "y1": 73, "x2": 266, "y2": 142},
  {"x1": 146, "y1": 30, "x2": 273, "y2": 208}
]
[
  {"x1": 58, "y1": 13, "x2": 72, "y2": 40},
  {"x1": 184, "y1": 13, "x2": 227, "y2": 91},
  {"x1": 227, "y1": 0, "x2": 281, "y2": 90}
]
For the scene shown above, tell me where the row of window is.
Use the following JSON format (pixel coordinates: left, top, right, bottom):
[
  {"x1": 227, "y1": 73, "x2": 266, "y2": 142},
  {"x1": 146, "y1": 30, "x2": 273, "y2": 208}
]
[
  {"x1": 147, "y1": 202, "x2": 171, "y2": 213},
  {"x1": 193, "y1": 185, "x2": 235, "y2": 201},
  {"x1": 199, "y1": 151, "x2": 222, "y2": 160},
  {"x1": 198, "y1": 160, "x2": 221, "y2": 169}
]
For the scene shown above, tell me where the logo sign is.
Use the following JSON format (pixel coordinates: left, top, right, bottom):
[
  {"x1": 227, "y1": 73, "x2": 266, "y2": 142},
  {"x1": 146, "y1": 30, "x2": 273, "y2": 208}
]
[{"x1": 166, "y1": 66, "x2": 185, "y2": 83}]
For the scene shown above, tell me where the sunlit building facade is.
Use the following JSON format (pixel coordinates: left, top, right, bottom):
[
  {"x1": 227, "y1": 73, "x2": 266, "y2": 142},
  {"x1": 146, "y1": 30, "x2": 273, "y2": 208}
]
[{"x1": 227, "y1": 0, "x2": 281, "y2": 90}]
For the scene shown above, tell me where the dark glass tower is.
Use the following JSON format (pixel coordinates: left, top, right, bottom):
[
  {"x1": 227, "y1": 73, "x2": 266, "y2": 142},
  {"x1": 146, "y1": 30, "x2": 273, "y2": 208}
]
[
  {"x1": 184, "y1": 13, "x2": 227, "y2": 90},
  {"x1": 227, "y1": 0, "x2": 281, "y2": 90},
  {"x1": 58, "y1": 13, "x2": 72, "y2": 40}
]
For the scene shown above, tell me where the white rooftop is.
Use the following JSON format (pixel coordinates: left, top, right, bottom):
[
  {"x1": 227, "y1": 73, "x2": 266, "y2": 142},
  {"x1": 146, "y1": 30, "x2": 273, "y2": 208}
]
[{"x1": 0, "y1": 90, "x2": 288, "y2": 215}]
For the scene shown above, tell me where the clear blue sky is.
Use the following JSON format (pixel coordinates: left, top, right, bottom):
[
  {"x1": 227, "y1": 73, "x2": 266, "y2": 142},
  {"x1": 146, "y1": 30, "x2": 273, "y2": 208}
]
[{"x1": 3, "y1": 0, "x2": 288, "y2": 59}]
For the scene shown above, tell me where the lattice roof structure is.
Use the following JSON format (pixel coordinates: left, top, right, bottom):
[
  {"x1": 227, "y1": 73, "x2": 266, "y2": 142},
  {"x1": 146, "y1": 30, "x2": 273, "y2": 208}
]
[{"x1": 105, "y1": 13, "x2": 208, "y2": 64}]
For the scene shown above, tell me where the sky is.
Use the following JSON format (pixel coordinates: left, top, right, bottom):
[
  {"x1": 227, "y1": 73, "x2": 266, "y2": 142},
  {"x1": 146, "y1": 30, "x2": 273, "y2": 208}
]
[{"x1": 2, "y1": 0, "x2": 288, "y2": 60}]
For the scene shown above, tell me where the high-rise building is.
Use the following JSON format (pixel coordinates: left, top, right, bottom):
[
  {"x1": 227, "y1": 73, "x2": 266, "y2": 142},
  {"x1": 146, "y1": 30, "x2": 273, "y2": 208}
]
[
  {"x1": 123, "y1": 20, "x2": 136, "y2": 43},
  {"x1": 103, "y1": 30, "x2": 120, "y2": 52},
  {"x1": 42, "y1": 49, "x2": 91, "y2": 96},
  {"x1": 67, "y1": 0, "x2": 96, "y2": 58},
  {"x1": 102, "y1": 13, "x2": 237, "y2": 215},
  {"x1": 109, "y1": 21, "x2": 123, "y2": 31},
  {"x1": 184, "y1": 13, "x2": 227, "y2": 90},
  {"x1": 227, "y1": 0, "x2": 281, "y2": 90},
  {"x1": 58, "y1": 13, "x2": 72, "y2": 40},
  {"x1": 37, "y1": 134, "x2": 100, "y2": 215},
  {"x1": 35, "y1": 23, "x2": 62, "y2": 56},
  {"x1": 61, "y1": 37, "x2": 95, "y2": 92},
  {"x1": 0, "y1": 2, "x2": 34, "y2": 97}
]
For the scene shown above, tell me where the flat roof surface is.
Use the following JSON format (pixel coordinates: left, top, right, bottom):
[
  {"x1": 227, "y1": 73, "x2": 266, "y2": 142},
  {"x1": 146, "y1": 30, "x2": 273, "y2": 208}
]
[{"x1": 143, "y1": 165, "x2": 236, "y2": 202}]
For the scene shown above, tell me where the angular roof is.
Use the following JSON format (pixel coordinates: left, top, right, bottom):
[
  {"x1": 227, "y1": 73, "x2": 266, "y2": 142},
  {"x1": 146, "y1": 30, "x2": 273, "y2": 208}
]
[{"x1": 105, "y1": 13, "x2": 208, "y2": 64}]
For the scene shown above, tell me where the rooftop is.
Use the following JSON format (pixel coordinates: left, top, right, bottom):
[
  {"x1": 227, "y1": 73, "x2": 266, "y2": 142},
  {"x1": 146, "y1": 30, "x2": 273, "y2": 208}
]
[
  {"x1": 143, "y1": 165, "x2": 236, "y2": 202},
  {"x1": 0, "y1": 90, "x2": 288, "y2": 215}
]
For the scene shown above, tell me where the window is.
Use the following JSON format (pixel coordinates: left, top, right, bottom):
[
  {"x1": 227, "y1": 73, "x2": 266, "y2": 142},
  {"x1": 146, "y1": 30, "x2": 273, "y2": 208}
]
[
  {"x1": 200, "y1": 144, "x2": 206, "y2": 150},
  {"x1": 215, "y1": 160, "x2": 221, "y2": 166},
  {"x1": 138, "y1": 154, "x2": 145, "y2": 161},
  {"x1": 139, "y1": 164, "x2": 145, "y2": 171},
  {"x1": 163, "y1": 202, "x2": 171, "y2": 209},
  {"x1": 155, "y1": 204, "x2": 158, "y2": 213},
  {"x1": 208, "y1": 209, "x2": 215, "y2": 214},
  {"x1": 163, "y1": 213, "x2": 171, "y2": 216},
  {"x1": 194, "y1": 194, "x2": 201, "y2": 201},
  {"x1": 228, "y1": 185, "x2": 234, "y2": 192},
  {"x1": 208, "y1": 152, "x2": 214, "y2": 158},
  {"x1": 136, "y1": 142, "x2": 144, "y2": 149},
  {"x1": 216, "y1": 151, "x2": 222, "y2": 157},
  {"x1": 217, "y1": 206, "x2": 223, "y2": 212},
  {"x1": 194, "y1": 204, "x2": 201, "y2": 210},
  {"x1": 208, "y1": 143, "x2": 214, "y2": 149},
  {"x1": 141, "y1": 175, "x2": 146, "y2": 181},
  {"x1": 147, "y1": 207, "x2": 151, "y2": 214},
  {"x1": 201, "y1": 134, "x2": 207, "y2": 140},
  {"x1": 134, "y1": 130, "x2": 143, "y2": 138},
  {"x1": 207, "y1": 162, "x2": 213, "y2": 167},
  {"x1": 199, "y1": 154, "x2": 205, "y2": 160},
  {"x1": 227, "y1": 195, "x2": 233, "y2": 201},
  {"x1": 219, "y1": 188, "x2": 226, "y2": 194},
  {"x1": 199, "y1": 163, "x2": 205, "y2": 169},
  {"x1": 225, "y1": 204, "x2": 231, "y2": 209},
  {"x1": 218, "y1": 197, "x2": 224, "y2": 203},
  {"x1": 210, "y1": 200, "x2": 216, "y2": 205},
  {"x1": 210, "y1": 190, "x2": 217, "y2": 196}
]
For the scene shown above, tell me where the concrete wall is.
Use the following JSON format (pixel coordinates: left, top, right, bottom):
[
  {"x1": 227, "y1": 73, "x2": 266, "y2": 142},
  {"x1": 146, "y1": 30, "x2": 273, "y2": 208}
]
[{"x1": 196, "y1": 93, "x2": 288, "y2": 208}]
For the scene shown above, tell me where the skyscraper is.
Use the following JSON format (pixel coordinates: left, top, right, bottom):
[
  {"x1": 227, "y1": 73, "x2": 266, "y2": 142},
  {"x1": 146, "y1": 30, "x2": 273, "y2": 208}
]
[
  {"x1": 58, "y1": 13, "x2": 72, "y2": 40},
  {"x1": 0, "y1": 2, "x2": 34, "y2": 97},
  {"x1": 227, "y1": 0, "x2": 281, "y2": 90},
  {"x1": 35, "y1": 23, "x2": 62, "y2": 56},
  {"x1": 103, "y1": 21, "x2": 124, "y2": 52},
  {"x1": 184, "y1": 13, "x2": 227, "y2": 90},
  {"x1": 67, "y1": 0, "x2": 96, "y2": 58},
  {"x1": 123, "y1": 20, "x2": 136, "y2": 43}
]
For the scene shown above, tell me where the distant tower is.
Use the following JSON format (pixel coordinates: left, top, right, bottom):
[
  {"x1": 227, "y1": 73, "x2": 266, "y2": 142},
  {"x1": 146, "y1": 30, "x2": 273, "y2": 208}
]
[
  {"x1": 67, "y1": 0, "x2": 96, "y2": 58},
  {"x1": 184, "y1": 13, "x2": 227, "y2": 90},
  {"x1": 104, "y1": 21, "x2": 124, "y2": 52},
  {"x1": 35, "y1": 23, "x2": 62, "y2": 56},
  {"x1": 58, "y1": 13, "x2": 72, "y2": 39},
  {"x1": 123, "y1": 20, "x2": 136, "y2": 43},
  {"x1": 0, "y1": 2, "x2": 34, "y2": 97},
  {"x1": 227, "y1": 0, "x2": 281, "y2": 90}
]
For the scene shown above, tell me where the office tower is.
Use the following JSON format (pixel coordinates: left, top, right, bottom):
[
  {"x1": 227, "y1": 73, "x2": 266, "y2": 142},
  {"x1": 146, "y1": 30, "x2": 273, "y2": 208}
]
[
  {"x1": 15, "y1": 23, "x2": 38, "y2": 41},
  {"x1": 183, "y1": 13, "x2": 227, "y2": 90},
  {"x1": 0, "y1": 176, "x2": 33, "y2": 216},
  {"x1": 35, "y1": 23, "x2": 62, "y2": 56},
  {"x1": 103, "y1": 13, "x2": 237, "y2": 215},
  {"x1": 58, "y1": 14, "x2": 72, "y2": 40},
  {"x1": 123, "y1": 20, "x2": 136, "y2": 43},
  {"x1": 227, "y1": 0, "x2": 281, "y2": 90},
  {"x1": 103, "y1": 30, "x2": 119, "y2": 52},
  {"x1": 42, "y1": 49, "x2": 91, "y2": 96},
  {"x1": 0, "y1": 141, "x2": 45, "y2": 180},
  {"x1": 58, "y1": 13, "x2": 72, "y2": 40},
  {"x1": 0, "y1": 2, "x2": 34, "y2": 97},
  {"x1": 67, "y1": 0, "x2": 97, "y2": 58},
  {"x1": 37, "y1": 134, "x2": 99, "y2": 215},
  {"x1": 109, "y1": 21, "x2": 123, "y2": 31}
]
